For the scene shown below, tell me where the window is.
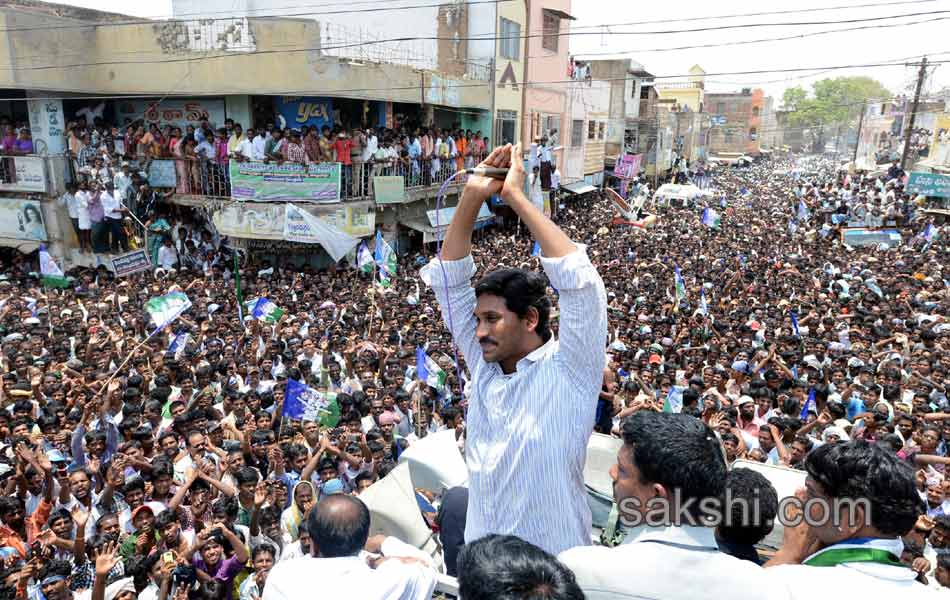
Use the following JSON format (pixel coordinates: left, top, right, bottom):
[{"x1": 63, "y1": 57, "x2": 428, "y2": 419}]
[
  {"x1": 598, "y1": 121, "x2": 605, "y2": 140},
  {"x1": 542, "y1": 10, "x2": 560, "y2": 52},
  {"x1": 571, "y1": 119, "x2": 584, "y2": 146},
  {"x1": 723, "y1": 130, "x2": 733, "y2": 143},
  {"x1": 495, "y1": 110, "x2": 517, "y2": 145},
  {"x1": 499, "y1": 18, "x2": 520, "y2": 60},
  {"x1": 716, "y1": 102, "x2": 725, "y2": 114},
  {"x1": 749, "y1": 127, "x2": 757, "y2": 140},
  {"x1": 752, "y1": 106, "x2": 760, "y2": 116},
  {"x1": 588, "y1": 120, "x2": 596, "y2": 140}
]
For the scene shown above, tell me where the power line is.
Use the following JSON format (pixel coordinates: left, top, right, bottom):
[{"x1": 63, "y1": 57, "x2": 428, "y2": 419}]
[
  {"x1": 566, "y1": 0, "x2": 936, "y2": 30},
  {"x1": 5, "y1": 10, "x2": 950, "y2": 72},
  {"x1": 568, "y1": 15, "x2": 950, "y2": 59},
  {"x1": 1, "y1": 59, "x2": 946, "y2": 103}
]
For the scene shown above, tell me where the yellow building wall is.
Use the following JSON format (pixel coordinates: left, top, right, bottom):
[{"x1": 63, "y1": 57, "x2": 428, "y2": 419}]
[
  {"x1": 494, "y1": 0, "x2": 526, "y2": 144},
  {"x1": 657, "y1": 88, "x2": 703, "y2": 112}
]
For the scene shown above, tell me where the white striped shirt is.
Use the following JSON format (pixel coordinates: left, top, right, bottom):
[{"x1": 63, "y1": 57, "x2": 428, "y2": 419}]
[{"x1": 420, "y1": 244, "x2": 608, "y2": 555}]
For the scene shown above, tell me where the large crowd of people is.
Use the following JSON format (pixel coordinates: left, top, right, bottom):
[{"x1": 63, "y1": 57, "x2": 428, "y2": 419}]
[{"x1": 0, "y1": 134, "x2": 947, "y2": 599}]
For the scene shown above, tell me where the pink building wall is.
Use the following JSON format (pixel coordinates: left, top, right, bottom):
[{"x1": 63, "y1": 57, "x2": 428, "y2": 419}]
[{"x1": 522, "y1": 0, "x2": 571, "y2": 171}]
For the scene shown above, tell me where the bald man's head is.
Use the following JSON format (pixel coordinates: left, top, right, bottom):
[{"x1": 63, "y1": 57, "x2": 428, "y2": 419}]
[{"x1": 307, "y1": 494, "x2": 371, "y2": 558}]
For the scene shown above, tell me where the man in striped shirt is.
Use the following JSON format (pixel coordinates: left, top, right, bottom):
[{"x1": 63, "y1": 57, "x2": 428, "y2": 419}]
[{"x1": 420, "y1": 142, "x2": 608, "y2": 556}]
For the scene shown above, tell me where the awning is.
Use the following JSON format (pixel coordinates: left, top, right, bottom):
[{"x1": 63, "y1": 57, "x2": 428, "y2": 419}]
[
  {"x1": 544, "y1": 8, "x2": 577, "y2": 20},
  {"x1": 563, "y1": 182, "x2": 597, "y2": 195}
]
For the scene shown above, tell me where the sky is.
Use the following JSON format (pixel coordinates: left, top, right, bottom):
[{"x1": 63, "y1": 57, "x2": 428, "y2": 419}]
[{"x1": 56, "y1": 0, "x2": 950, "y2": 104}]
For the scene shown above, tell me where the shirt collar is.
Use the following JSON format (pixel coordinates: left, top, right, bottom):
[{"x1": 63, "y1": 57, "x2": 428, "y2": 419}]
[
  {"x1": 517, "y1": 336, "x2": 557, "y2": 369},
  {"x1": 623, "y1": 524, "x2": 719, "y2": 550}
]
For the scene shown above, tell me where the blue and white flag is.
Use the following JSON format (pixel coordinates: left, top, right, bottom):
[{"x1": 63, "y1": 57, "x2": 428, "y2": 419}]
[
  {"x1": 531, "y1": 241, "x2": 541, "y2": 257},
  {"x1": 699, "y1": 288, "x2": 709, "y2": 316},
  {"x1": 416, "y1": 346, "x2": 447, "y2": 390},
  {"x1": 701, "y1": 207, "x2": 721, "y2": 229},
  {"x1": 790, "y1": 310, "x2": 801, "y2": 337},
  {"x1": 284, "y1": 379, "x2": 331, "y2": 421},
  {"x1": 251, "y1": 298, "x2": 284, "y2": 323},
  {"x1": 797, "y1": 199, "x2": 810, "y2": 222},
  {"x1": 923, "y1": 223, "x2": 937, "y2": 243},
  {"x1": 167, "y1": 331, "x2": 190, "y2": 360},
  {"x1": 799, "y1": 387, "x2": 817, "y2": 420}
]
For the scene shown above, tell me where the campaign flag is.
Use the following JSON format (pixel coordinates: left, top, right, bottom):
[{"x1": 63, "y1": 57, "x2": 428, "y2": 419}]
[
  {"x1": 699, "y1": 288, "x2": 709, "y2": 316},
  {"x1": 374, "y1": 230, "x2": 397, "y2": 288},
  {"x1": 284, "y1": 378, "x2": 333, "y2": 423},
  {"x1": 797, "y1": 199, "x2": 810, "y2": 222},
  {"x1": 923, "y1": 223, "x2": 937, "y2": 243},
  {"x1": 357, "y1": 241, "x2": 374, "y2": 274},
  {"x1": 701, "y1": 207, "x2": 721, "y2": 229},
  {"x1": 531, "y1": 241, "x2": 541, "y2": 257},
  {"x1": 39, "y1": 245, "x2": 70, "y2": 288},
  {"x1": 416, "y1": 347, "x2": 447, "y2": 391},
  {"x1": 144, "y1": 292, "x2": 192, "y2": 330},
  {"x1": 233, "y1": 253, "x2": 244, "y2": 322},
  {"x1": 790, "y1": 310, "x2": 800, "y2": 337},
  {"x1": 674, "y1": 265, "x2": 687, "y2": 302},
  {"x1": 799, "y1": 387, "x2": 817, "y2": 420},
  {"x1": 251, "y1": 298, "x2": 284, "y2": 323},
  {"x1": 167, "y1": 331, "x2": 190, "y2": 360},
  {"x1": 662, "y1": 387, "x2": 682, "y2": 414}
]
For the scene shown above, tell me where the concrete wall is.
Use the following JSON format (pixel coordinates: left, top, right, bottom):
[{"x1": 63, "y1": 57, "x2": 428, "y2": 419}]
[{"x1": 0, "y1": 8, "x2": 490, "y2": 110}]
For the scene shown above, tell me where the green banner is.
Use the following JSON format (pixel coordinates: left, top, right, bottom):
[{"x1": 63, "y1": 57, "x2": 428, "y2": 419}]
[
  {"x1": 229, "y1": 160, "x2": 341, "y2": 203},
  {"x1": 373, "y1": 175, "x2": 407, "y2": 204},
  {"x1": 907, "y1": 171, "x2": 950, "y2": 198}
]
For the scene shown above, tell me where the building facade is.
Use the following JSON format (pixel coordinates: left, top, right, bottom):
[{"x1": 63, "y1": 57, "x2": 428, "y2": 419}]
[{"x1": 705, "y1": 88, "x2": 765, "y2": 156}]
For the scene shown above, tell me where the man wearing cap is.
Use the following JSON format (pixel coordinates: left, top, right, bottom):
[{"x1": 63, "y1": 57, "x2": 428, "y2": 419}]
[{"x1": 421, "y1": 143, "x2": 607, "y2": 556}]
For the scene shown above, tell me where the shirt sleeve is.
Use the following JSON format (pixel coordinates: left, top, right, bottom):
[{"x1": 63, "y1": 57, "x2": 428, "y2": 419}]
[
  {"x1": 540, "y1": 244, "x2": 608, "y2": 395},
  {"x1": 419, "y1": 255, "x2": 482, "y2": 369}
]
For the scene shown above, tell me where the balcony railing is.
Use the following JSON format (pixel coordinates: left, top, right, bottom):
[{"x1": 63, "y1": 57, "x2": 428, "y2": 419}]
[{"x1": 69, "y1": 153, "x2": 488, "y2": 204}]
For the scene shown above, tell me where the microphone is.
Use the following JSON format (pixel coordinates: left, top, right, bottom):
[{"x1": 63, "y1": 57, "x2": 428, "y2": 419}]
[{"x1": 464, "y1": 167, "x2": 509, "y2": 179}]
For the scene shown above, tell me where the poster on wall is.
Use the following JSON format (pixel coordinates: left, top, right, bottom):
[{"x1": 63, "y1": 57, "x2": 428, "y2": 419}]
[
  {"x1": 373, "y1": 176, "x2": 406, "y2": 204},
  {"x1": 275, "y1": 97, "x2": 334, "y2": 131},
  {"x1": 0, "y1": 197, "x2": 47, "y2": 241},
  {"x1": 147, "y1": 160, "x2": 177, "y2": 188},
  {"x1": 115, "y1": 99, "x2": 227, "y2": 130},
  {"x1": 613, "y1": 154, "x2": 643, "y2": 179},
  {"x1": 229, "y1": 160, "x2": 341, "y2": 203}
]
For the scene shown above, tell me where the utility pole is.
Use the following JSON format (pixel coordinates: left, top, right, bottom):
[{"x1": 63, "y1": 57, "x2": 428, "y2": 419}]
[
  {"x1": 852, "y1": 101, "x2": 865, "y2": 165},
  {"x1": 900, "y1": 56, "x2": 927, "y2": 171}
]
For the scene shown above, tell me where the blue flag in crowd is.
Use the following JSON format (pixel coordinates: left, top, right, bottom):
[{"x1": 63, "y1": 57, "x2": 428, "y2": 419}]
[
  {"x1": 531, "y1": 241, "x2": 541, "y2": 257},
  {"x1": 790, "y1": 310, "x2": 800, "y2": 337},
  {"x1": 284, "y1": 379, "x2": 330, "y2": 421},
  {"x1": 167, "y1": 331, "x2": 190, "y2": 360},
  {"x1": 415, "y1": 346, "x2": 429, "y2": 382},
  {"x1": 699, "y1": 288, "x2": 708, "y2": 316},
  {"x1": 797, "y1": 199, "x2": 810, "y2": 222},
  {"x1": 799, "y1": 388, "x2": 817, "y2": 420},
  {"x1": 923, "y1": 223, "x2": 936, "y2": 242}
]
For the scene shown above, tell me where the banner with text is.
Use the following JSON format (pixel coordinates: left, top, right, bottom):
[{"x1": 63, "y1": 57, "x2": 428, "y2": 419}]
[
  {"x1": 275, "y1": 96, "x2": 334, "y2": 131},
  {"x1": 907, "y1": 171, "x2": 950, "y2": 198},
  {"x1": 373, "y1": 176, "x2": 407, "y2": 204},
  {"x1": 229, "y1": 160, "x2": 342, "y2": 203},
  {"x1": 111, "y1": 249, "x2": 151, "y2": 277}
]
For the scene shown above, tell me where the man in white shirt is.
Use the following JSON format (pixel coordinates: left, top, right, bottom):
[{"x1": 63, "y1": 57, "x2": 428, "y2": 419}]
[
  {"x1": 252, "y1": 131, "x2": 268, "y2": 161},
  {"x1": 559, "y1": 411, "x2": 783, "y2": 600},
  {"x1": 362, "y1": 128, "x2": 379, "y2": 163},
  {"x1": 262, "y1": 495, "x2": 437, "y2": 600},
  {"x1": 113, "y1": 162, "x2": 134, "y2": 205},
  {"x1": 421, "y1": 143, "x2": 607, "y2": 556},
  {"x1": 60, "y1": 183, "x2": 80, "y2": 238},
  {"x1": 99, "y1": 182, "x2": 127, "y2": 253},
  {"x1": 157, "y1": 237, "x2": 178, "y2": 271},
  {"x1": 234, "y1": 127, "x2": 259, "y2": 161}
]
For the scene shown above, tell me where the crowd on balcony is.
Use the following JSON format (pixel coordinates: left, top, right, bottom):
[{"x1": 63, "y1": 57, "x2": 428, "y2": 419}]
[{"x1": 59, "y1": 115, "x2": 490, "y2": 202}]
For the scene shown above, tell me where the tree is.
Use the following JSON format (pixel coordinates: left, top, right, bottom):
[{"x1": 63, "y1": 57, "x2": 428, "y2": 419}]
[{"x1": 780, "y1": 76, "x2": 890, "y2": 150}]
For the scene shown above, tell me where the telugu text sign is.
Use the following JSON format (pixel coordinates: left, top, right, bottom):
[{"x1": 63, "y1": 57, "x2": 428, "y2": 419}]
[
  {"x1": 907, "y1": 171, "x2": 950, "y2": 198},
  {"x1": 228, "y1": 160, "x2": 342, "y2": 203},
  {"x1": 111, "y1": 249, "x2": 151, "y2": 277},
  {"x1": 0, "y1": 156, "x2": 47, "y2": 193}
]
